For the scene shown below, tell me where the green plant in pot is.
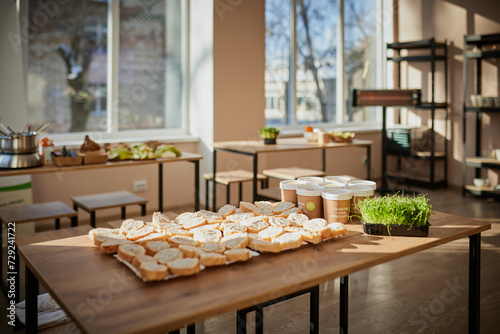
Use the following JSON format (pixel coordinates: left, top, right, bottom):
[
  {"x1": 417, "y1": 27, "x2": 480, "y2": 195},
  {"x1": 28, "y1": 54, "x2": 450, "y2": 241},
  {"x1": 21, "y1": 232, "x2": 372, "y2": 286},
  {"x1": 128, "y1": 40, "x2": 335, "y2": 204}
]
[
  {"x1": 259, "y1": 127, "x2": 280, "y2": 144},
  {"x1": 356, "y1": 193, "x2": 432, "y2": 237}
]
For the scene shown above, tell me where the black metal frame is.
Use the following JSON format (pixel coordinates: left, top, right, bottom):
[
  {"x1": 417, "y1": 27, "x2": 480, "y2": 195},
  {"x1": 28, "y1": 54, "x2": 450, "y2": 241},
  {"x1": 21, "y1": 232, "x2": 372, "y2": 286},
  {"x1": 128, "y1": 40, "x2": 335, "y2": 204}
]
[
  {"x1": 159, "y1": 160, "x2": 200, "y2": 212},
  {"x1": 236, "y1": 285, "x2": 320, "y2": 334},
  {"x1": 384, "y1": 38, "x2": 448, "y2": 190},
  {"x1": 462, "y1": 33, "x2": 500, "y2": 199}
]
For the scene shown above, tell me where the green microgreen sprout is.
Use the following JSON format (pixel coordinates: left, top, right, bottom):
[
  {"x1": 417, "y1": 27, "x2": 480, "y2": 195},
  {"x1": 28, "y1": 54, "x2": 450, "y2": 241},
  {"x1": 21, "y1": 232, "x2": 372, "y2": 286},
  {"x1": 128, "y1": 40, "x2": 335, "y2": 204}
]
[{"x1": 355, "y1": 192, "x2": 432, "y2": 235}]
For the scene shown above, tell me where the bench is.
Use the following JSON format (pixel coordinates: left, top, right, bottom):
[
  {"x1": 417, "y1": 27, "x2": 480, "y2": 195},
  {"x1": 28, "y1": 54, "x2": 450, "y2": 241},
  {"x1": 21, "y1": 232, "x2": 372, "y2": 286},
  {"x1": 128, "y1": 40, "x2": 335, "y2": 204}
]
[
  {"x1": 204, "y1": 169, "x2": 267, "y2": 211},
  {"x1": 71, "y1": 191, "x2": 147, "y2": 228}
]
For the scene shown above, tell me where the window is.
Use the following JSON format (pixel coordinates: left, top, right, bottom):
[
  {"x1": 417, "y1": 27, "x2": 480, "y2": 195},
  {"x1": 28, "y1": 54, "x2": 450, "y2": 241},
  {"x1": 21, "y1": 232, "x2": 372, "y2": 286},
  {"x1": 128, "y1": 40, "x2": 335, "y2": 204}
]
[
  {"x1": 26, "y1": 0, "x2": 187, "y2": 140},
  {"x1": 265, "y1": 0, "x2": 392, "y2": 129}
]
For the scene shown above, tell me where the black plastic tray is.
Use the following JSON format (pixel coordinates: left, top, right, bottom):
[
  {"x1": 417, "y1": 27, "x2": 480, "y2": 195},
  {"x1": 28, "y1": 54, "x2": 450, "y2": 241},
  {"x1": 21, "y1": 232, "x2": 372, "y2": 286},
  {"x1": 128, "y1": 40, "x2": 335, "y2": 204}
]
[{"x1": 362, "y1": 220, "x2": 430, "y2": 237}]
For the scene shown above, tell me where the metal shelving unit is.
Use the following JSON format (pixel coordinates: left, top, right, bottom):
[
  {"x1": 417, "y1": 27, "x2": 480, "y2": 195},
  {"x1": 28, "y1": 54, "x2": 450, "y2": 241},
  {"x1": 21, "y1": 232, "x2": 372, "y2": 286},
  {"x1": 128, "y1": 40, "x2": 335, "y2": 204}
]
[
  {"x1": 384, "y1": 38, "x2": 448, "y2": 190},
  {"x1": 462, "y1": 33, "x2": 500, "y2": 199}
]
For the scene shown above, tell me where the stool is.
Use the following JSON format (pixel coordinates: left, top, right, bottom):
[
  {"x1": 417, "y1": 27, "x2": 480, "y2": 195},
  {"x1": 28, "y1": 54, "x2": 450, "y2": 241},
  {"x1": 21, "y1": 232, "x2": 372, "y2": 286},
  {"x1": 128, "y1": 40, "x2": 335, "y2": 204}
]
[
  {"x1": 0, "y1": 201, "x2": 78, "y2": 299},
  {"x1": 71, "y1": 191, "x2": 147, "y2": 228},
  {"x1": 262, "y1": 167, "x2": 325, "y2": 180},
  {"x1": 204, "y1": 169, "x2": 268, "y2": 211}
]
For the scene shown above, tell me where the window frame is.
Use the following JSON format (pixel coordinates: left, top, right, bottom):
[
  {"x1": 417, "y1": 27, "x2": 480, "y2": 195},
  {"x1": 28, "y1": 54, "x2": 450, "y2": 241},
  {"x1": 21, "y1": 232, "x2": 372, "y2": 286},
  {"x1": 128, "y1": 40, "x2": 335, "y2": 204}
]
[
  {"x1": 268, "y1": 0, "x2": 391, "y2": 132},
  {"x1": 22, "y1": 0, "x2": 191, "y2": 145}
]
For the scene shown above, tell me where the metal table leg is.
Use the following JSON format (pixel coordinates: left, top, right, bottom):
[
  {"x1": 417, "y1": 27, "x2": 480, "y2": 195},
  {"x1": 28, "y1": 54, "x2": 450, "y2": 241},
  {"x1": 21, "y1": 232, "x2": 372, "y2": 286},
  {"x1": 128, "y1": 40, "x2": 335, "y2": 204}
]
[
  {"x1": 469, "y1": 233, "x2": 481, "y2": 334},
  {"x1": 252, "y1": 154, "x2": 258, "y2": 202},
  {"x1": 366, "y1": 144, "x2": 371, "y2": 180},
  {"x1": 26, "y1": 265, "x2": 39, "y2": 333},
  {"x1": 212, "y1": 149, "x2": 217, "y2": 211},
  {"x1": 159, "y1": 163, "x2": 163, "y2": 212},
  {"x1": 339, "y1": 275, "x2": 349, "y2": 334},
  {"x1": 193, "y1": 160, "x2": 200, "y2": 211}
]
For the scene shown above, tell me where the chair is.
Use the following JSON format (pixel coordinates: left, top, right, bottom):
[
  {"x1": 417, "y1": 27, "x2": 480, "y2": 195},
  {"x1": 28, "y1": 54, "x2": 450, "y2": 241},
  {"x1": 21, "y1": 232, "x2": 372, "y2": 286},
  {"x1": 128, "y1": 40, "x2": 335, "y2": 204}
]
[{"x1": 71, "y1": 191, "x2": 147, "y2": 228}]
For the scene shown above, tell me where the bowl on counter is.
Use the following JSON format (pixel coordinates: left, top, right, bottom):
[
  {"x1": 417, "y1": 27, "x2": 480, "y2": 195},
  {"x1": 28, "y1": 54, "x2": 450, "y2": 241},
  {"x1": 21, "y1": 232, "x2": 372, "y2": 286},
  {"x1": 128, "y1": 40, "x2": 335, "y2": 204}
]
[{"x1": 473, "y1": 178, "x2": 489, "y2": 188}]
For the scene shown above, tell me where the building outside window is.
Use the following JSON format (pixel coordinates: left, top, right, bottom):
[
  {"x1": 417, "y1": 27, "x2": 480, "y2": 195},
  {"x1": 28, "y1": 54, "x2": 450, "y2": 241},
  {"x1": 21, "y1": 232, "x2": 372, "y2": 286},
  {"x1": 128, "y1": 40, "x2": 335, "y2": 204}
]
[
  {"x1": 265, "y1": 0, "x2": 392, "y2": 129},
  {"x1": 25, "y1": 0, "x2": 186, "y2": 141}
]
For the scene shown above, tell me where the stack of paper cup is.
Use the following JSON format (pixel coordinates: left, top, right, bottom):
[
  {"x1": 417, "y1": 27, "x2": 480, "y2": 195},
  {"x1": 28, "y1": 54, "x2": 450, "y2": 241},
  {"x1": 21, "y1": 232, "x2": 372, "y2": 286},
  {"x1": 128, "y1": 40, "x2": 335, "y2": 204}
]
[
  {"x1": 346, "y1": 185, "x2": 374, "y2": 219},
  {"x1": 322, "y1": 188, "x2": 352, "y2": 224},
  {"x1": 280, "y1": 179, "x2": 307, "y2": 205},
  {"x1": 296, "y1": 184, "x2": 324, "y2": 219}
]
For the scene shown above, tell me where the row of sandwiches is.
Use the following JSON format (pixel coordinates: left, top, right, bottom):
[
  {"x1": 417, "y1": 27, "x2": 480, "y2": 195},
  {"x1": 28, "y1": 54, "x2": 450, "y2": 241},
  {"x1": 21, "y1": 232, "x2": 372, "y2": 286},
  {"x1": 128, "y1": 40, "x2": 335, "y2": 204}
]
[{"x1": 88, "y1": 200, "x2": 347, "y2": 281}]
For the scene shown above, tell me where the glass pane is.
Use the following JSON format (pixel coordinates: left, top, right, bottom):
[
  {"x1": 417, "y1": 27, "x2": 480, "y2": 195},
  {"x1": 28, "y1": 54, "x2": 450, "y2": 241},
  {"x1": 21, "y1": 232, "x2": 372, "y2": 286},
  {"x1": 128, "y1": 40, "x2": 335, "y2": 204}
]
[
  {"x1": 344, "y1": 0, "x2": 378, "y2": 122},
  {"x1": 296, "y1": 0, "x2": 337, "y2": 125},
  {"x1": 27, "y1": 0, "x2": 108, "y2": 133},
  {"x1": 265, "y1": 0, "x2": 290, "y2": 126},
  {"x1": 119, "y1": 0, "x2": 182, "y2": 131}
]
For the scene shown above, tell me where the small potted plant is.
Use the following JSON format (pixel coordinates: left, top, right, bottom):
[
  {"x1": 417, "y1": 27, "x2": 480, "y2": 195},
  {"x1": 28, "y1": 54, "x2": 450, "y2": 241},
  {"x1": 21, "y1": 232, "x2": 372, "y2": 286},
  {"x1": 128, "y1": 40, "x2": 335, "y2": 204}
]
[
  {"x1": 259, "y1": 127, "x2": 280, "y2": 145},
  {"x1": 356, "y1": 192, "x2": 432, "y2": 237}
]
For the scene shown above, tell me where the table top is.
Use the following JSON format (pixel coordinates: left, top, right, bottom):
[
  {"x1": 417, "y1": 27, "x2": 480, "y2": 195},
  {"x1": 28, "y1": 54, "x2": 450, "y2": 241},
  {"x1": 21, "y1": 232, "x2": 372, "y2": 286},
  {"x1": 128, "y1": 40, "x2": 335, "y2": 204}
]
[
  {"x1": 18, "y1": 211, "x2": 490, "y2": 334},
  {"x1": 0, "y1": 151, "x2": 202, "y2": 177},
  {"x1": 212, "y1": 137, "x2": 374, "y2": 154}
]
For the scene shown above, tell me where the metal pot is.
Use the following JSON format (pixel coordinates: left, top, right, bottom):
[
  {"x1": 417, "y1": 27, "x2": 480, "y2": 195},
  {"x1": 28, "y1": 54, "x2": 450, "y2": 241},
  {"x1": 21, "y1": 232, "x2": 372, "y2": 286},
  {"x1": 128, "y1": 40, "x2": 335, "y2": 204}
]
[{"x1": 0, "y1": 133, "x2": 39, "y2": 154}]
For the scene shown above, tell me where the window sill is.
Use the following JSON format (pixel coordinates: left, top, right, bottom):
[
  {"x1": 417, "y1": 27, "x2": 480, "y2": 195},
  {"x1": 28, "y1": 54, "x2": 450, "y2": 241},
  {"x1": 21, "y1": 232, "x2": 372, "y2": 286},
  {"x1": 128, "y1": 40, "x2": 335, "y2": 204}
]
[
  {"x1": 279, "y1": 125, "x2": 382, "y2": 138},
  {"x1": 50, "y1": 134, "x2": 200, "y2": 149}
]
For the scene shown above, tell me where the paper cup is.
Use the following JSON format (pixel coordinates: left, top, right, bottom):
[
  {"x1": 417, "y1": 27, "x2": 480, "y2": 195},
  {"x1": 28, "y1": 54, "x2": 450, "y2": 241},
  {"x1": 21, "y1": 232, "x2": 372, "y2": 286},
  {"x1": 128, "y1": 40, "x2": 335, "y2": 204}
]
[
  {"x1": 322, "y1": 189, "x2": 352, "y2": 224},
  {"x1": 346, "y1": 185, "x2": 374, "y2": 218},
  {"x1": 297, "y1": 176, "x2": 325, "y2": 184},
  {"x1": 324, "y1": 175, "x2": 352, "y2": 184},
  {"x1": 280, "y1": 180, "x2": 307, "y2": 204},
  {"x1": 318, "y1": 181, "x2": 345, "y2": 189},
  {"x1": 347, "y1": 180, "x2": 376, "y2": 195},
  {"x1": 296, "y1": 184, "x2": 324, "y2": 219}
]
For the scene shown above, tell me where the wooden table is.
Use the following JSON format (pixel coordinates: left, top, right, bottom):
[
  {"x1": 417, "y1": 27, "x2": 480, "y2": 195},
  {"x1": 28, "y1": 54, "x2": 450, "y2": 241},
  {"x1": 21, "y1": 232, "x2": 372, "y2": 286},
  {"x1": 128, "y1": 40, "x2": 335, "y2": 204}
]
[
  {"x1": 0, "y1": 152, "x2": 202, "y2": 212},
  {"x1": 18, "y1": 211, "x2": 490, "y2": 334},
  {"x1": 212, "y1": 138, "x2": 373, "y2": 208}
]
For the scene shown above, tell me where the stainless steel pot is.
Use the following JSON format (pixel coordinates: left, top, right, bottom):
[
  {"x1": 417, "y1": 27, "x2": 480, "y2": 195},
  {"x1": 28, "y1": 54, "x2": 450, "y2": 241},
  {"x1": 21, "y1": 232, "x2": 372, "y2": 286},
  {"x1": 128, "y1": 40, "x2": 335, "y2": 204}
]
[{"x1": 0, "y1": 133, "x2": 39, "y2": 154}]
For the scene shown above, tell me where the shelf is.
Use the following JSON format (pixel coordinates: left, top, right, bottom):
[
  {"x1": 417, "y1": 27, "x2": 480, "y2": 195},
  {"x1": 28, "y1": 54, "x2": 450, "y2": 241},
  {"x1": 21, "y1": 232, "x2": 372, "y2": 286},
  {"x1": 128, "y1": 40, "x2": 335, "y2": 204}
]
[
  {"x1": 466, "y1": 50, "x2": 500, "y2": 59},
  {"x1": 464, "y1": 33, "x2": 500, "y2": 45},
  {"x1": 418, "y1": 102, "x2": 448, "y2": 109},
  {"x1": 465, "y1": 157, "x2": 500, "y2": 169},
  {"x1": 385, "y1": 171, "x2": 447, "y2": 189},
  {"x1": 464, "y1": 106, "x2": 500, "y2": 113},
  {"x1": 387, "y1": 39, "x2": 447, "y2": 50},
  {"x1": 387, "y1": 55, "x2": 447, "y2": 62},
  {"x1": 464, "y1": 185, "x2": 500, "y2": 199},
  {"x1": 387, "y1": 151, "x2": 446, "y2": 160},
  {"x1": 462, "y1": 33, "x2": 500, "y2": 198}
]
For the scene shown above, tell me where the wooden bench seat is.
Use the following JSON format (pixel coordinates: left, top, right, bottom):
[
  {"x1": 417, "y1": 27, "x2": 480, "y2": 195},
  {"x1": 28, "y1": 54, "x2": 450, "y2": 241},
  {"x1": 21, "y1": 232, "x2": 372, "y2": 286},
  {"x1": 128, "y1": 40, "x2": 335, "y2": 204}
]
[
  {"x1": 262, "y1": 167, "x2": 325, "y2": 180},
  {"x1": 71, "y1": 191, "x2": 147, "y2": 228},
  {"x1": 204, "y1": 169, "x2": 267, "y2": 211}
]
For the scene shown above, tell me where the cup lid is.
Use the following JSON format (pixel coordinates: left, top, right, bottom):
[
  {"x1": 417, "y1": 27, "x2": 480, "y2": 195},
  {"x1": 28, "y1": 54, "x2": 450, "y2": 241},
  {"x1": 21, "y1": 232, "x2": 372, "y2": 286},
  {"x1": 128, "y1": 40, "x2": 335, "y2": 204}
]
[
  {"x1": 297, "y1": 176, "x2": 324, "y2": 184},
  {"x1": 324, "y1": 175, "x2": 351, "y2": 184},
  {"x1": 347, "y1": 179, "x2": 377, "y2": 189},
  {"x1": 322, "y1": 188, "x2": 352, "y2": 200},
  {"x1": 296, "y1": 184, "x2": 323, "y2": 196},
  {"x1": 280, "y1": 179, "x2": 307, "y2": 190},
  {"x1": 318, "y1": 181, "x2": 345, "y2": 188},
  {"x1": 346, "y1": 185, "x2": 374, "y2": 196}
]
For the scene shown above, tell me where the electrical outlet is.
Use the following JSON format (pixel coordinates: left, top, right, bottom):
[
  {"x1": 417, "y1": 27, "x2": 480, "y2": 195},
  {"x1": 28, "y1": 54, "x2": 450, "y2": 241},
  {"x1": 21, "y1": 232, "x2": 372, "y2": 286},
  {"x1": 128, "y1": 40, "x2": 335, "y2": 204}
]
[{"x1": 133, "y1": 180, "x2": 148, "y2": 192}]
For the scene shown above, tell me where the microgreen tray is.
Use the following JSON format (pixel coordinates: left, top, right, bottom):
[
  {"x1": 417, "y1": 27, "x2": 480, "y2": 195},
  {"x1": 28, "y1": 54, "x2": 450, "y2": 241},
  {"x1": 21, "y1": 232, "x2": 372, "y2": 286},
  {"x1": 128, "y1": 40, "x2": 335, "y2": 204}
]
[{"x1": 362, "y1": 220, "x2": 430, "y2": 237}]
